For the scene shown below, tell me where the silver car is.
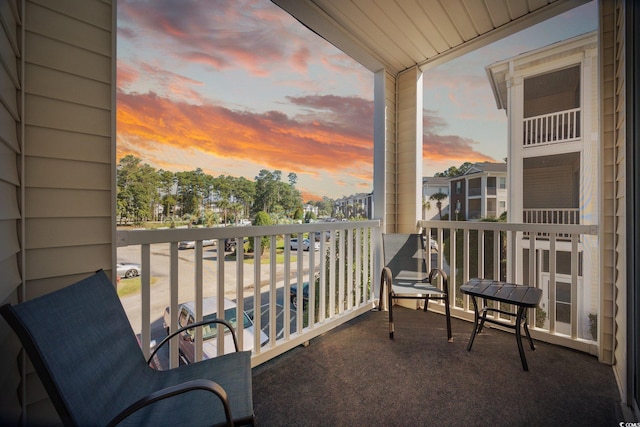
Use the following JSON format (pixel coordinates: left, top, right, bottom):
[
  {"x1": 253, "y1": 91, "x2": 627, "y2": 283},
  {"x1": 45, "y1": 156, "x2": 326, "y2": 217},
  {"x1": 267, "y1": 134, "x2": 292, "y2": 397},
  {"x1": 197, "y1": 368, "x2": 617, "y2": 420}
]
[
  {"x1": 163, "y1": 297, "x2": 268, "y2": 364},
  {"x1": 116, "y1": 262, "x2": 141, "y2": 278},
  {"x1": 178, "y1": 239, "x2": 216, "y2": 249}
]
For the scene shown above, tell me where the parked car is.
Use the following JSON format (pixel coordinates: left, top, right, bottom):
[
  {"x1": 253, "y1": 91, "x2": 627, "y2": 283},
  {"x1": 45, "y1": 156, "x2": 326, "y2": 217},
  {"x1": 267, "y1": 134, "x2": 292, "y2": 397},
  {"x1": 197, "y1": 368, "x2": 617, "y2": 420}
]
[
  {"x1": 290, "y1": 282, "x2": 310, "y2": 308},
  {"x1": 136, "y1": 335, "x2": 159, "y2": 369},
  {"x1": 178, "y1": 239, "x2": 215, "y2": 250},
  {"x1": 290, "y1": 238, "x2": 320, "y2": 251},
  {"x1": 224, "y1": 237, "x2": 249, "y2": 252},
  {"x1": 162, "y1": 297, "x2": 268, "y2": 364},
  {"x1": 116, "y1": 262, "x2": 141, "y2": 279}
]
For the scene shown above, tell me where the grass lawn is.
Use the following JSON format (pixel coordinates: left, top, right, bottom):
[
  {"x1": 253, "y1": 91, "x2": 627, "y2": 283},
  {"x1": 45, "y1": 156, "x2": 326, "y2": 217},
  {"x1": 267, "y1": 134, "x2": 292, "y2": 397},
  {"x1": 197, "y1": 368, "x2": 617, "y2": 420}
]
[{"x1": 117, "y1": 276, "x2": 160, "y2": 298}]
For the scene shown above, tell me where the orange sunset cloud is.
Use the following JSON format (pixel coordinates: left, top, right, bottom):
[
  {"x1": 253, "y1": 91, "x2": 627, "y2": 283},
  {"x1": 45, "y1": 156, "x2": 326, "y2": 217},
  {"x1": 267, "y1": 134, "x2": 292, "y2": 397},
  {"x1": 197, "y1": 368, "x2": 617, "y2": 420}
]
[{"x1": 117, "y1": 91, "x2": 373, "y2": 175}]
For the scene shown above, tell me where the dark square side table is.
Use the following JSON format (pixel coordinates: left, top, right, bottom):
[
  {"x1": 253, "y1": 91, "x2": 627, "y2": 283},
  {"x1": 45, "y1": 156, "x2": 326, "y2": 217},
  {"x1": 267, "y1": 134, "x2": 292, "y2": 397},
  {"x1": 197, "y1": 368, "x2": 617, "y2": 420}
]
[{"x1": 461, "y1": 278, "x2": 543, "y2": 371}]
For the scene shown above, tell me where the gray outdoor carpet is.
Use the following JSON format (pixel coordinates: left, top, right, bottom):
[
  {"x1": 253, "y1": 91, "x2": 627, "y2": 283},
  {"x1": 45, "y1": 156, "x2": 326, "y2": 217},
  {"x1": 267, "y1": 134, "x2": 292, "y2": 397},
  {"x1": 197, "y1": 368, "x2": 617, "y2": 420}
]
[{"x1": 252, "y1": 306, "x2": 621, "y2": 426}]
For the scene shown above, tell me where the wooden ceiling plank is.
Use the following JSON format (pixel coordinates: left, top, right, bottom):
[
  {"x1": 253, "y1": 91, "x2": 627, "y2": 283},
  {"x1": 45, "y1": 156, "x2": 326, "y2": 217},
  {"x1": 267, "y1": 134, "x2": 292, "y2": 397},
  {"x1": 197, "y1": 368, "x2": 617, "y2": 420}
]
[
  {"x1": 442, "y1": 0, "x2": 480, "y2": 41},
  {"x1": 484, "y1": 0, "x2": 513, "y2": 27},
  {"x1": 462, "y1": 0, "x2": 495, "y2": 34},
  {"x1": 425, "y1": 0, "x2": 464, "y2": 48},
  {"x1": 508, "y1": 0, "x2": 530, "y2": 20},
  {"x1": 320, "y1": 0, "x2": 408, "y2": 72},
  {"x1": 373, "y1": 0, "x2": 438, "y2": 61}
]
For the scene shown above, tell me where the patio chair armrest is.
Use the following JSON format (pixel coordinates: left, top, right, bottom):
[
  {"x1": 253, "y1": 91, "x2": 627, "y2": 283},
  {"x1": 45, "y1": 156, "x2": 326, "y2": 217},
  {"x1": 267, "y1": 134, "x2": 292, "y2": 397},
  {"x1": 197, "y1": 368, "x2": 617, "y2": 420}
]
[
  {"x1": 428, "y1": 268, "x2": 449, "y2": 295},
  {"x1": 148, "y1": 318, "x2": 239, "y2": 365},
  {"x1": 106, "y1": 378, "x2": 232, "y2": 427},
  {"x1": 377, "y1": 266, "x2": 394, "y2": 310}
]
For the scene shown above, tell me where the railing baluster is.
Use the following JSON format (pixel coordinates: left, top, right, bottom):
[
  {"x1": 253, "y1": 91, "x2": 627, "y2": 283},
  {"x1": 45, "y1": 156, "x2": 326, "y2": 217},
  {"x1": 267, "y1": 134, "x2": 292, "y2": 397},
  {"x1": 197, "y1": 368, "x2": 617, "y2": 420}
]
[
  {"x1": 195, "y1": 241, "x2": 203, "y2": 360},
  {"x1": 169, "y1": 242, "x2": 179, "y2": 368},
  {"x1": 140, "y1": 243, "x2": 151, "y2": 359},
  {"x1": 319, "y1": 235, "x2": 326, "y2": 322},
  {"x1": 308, "y1": 233, "x2": 316, "y2": 328},
  {"x1": 522, "y1": 108, "x2": 581, "y2": 147}
]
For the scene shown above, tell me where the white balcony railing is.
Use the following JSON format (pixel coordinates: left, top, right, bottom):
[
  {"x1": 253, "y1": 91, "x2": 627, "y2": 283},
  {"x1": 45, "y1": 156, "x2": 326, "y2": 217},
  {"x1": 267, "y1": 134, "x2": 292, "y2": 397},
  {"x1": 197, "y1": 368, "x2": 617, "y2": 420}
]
[
  {"x1": 419, "y1": 220, "x2": 599, "y2": 354},
  {"x1": 117, "y1": 221, "x2": 380, "y2": 368},
  {"x1": 119, "y1": 218, "x2": 600, "y2": 370},
  {"x1": 523, "y1": 208, "x2": 580, "y2": 225},
  {"x1": 523, "y1": 108, "x2": 581, "y2": 147}
]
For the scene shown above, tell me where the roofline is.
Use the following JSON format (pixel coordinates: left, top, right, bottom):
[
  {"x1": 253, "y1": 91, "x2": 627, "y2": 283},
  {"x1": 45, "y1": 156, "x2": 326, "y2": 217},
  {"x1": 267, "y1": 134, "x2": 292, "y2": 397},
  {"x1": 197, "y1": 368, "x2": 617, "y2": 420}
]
[{"x1": 271, "y1": 0, "x2": 591, "y2": 76}]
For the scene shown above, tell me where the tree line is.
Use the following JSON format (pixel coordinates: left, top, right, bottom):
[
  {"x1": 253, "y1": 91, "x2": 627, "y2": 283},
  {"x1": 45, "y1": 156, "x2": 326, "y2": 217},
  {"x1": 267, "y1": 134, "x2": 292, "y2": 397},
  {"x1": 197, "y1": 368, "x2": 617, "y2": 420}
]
[{"x1": 116, "y1": 155, "x2": 335, "y2": 226}]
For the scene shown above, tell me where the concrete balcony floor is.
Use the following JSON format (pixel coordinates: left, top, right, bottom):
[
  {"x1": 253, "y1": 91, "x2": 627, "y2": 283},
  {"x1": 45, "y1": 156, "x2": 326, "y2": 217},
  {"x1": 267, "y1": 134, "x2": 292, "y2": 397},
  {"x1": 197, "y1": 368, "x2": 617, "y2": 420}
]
[{"x1": 252, "y1": 307, "x2": 620, "y2": 426}]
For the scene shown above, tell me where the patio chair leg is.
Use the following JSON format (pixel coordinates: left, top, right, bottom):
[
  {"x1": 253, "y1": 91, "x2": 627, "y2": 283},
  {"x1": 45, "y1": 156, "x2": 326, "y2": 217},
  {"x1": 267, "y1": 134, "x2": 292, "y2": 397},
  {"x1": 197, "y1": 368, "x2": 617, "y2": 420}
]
[
  {"x1": 388, "y1": 292, "x2": 394, "y2": 339},
  {"x1": 444, "y1": 295, "x2": 453, "y2": 343}
]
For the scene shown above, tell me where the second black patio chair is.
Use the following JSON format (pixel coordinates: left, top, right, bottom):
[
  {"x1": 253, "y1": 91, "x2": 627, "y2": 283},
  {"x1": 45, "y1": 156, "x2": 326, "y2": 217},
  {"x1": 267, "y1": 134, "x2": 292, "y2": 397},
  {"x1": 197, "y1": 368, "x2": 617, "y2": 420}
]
[
  {"x1": 0, "y1": 270, "x2": 255, "y2": 426},
  {"x1": 379, "y1": 233, "x2": 452, "y2": 342}
]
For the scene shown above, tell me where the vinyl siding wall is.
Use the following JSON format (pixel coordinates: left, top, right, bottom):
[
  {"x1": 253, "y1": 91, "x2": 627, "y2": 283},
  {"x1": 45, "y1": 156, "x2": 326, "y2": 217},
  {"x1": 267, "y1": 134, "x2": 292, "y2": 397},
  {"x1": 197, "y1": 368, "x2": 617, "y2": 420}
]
[
  {"x1": 374, "y1": 69, "x2": 397, "y2": 233},
  {"x1": 0, "y1": 0, "x2": 23, "y2": 424},
  {"x1": 0, "y1": 0, "x2": 115, "y2": 423},
  {"x1": 395, "y1": 67, "x2": 422, "y2": 233},
  {"x1": 599, "y1": 0, "x2": 621, "y2": 372}
]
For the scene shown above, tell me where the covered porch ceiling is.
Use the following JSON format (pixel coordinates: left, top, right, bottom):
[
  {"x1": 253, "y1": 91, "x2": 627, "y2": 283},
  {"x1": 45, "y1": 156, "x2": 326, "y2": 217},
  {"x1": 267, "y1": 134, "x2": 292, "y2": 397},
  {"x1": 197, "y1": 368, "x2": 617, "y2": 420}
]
[{"x1": 271, "y1": 0, "x2": 592, "y2": 75}]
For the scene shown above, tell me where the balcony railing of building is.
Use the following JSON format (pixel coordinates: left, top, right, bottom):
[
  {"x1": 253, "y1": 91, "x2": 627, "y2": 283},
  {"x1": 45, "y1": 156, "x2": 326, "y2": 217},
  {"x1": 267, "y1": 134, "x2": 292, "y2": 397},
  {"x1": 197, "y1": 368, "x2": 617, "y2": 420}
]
[
  {"x1": 468, "y1": 187, "x2": 481, "y2": 197},
  {"x1": 419, "y1": 219, "x2": 599, "y2": 355},
  {"x1": 117, "y1": 221, "x2": 380, "y2": 368},
  {"x1": 523, "y1": 208, "x2": 580, "y2": 225},
  {"x1": 118, "y1": 218, "x2": 599, "y2": 370},
  {"x1": 523, "y1": 108, "x2": 581, "y2": 147}
]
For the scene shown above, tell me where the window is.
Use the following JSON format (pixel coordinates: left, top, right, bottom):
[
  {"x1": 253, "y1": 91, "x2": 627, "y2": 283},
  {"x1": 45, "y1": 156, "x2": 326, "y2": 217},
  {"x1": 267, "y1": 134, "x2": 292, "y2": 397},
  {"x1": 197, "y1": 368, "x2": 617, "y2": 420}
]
[
  {"x1": 499, "y1": 177, "x2": 506, "y2": 189},
  {"x1": 456, "y1": 182, "x2": 462, "y2": 194},
  {"x1": 499, "y1": 201, "x2": 506, "y2": 208}
]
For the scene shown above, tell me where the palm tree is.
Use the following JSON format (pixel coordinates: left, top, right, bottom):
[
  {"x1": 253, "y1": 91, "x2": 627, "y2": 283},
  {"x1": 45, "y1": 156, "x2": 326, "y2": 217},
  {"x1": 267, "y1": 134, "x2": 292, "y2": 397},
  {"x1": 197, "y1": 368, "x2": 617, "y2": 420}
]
[
  {"x1": 422, "y1": 198, "x2": 431, "y2": 220},
  {"x1": 429, "y1": 192, "x2": 448, "y2": 220}
]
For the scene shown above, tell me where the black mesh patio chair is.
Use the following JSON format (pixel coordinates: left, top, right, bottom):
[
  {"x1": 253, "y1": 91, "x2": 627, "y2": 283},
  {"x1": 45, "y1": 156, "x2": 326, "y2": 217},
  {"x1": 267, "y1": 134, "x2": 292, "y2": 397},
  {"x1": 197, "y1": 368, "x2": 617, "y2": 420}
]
[
  {"x1": 379, "y1": 233, "x2": 452, "y2": 342},
  {"x1": 0, "y1": 270, "x2": 255, "y2": 426}
]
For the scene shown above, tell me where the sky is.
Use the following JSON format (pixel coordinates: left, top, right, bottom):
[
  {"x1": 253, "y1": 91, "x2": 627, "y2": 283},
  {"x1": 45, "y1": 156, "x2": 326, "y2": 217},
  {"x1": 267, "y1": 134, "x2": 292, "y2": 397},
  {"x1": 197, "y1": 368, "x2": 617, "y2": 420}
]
[{"x1": 116, "y1": 0, "x2": 597, "y2": 202}]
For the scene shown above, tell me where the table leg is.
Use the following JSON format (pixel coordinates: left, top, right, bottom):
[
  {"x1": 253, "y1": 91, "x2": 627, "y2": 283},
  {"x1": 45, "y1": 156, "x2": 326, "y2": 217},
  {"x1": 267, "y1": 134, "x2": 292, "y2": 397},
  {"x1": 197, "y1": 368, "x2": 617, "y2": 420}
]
[
  {"x1": 515, "y1": 306, "x2": 529, "y2": 371},
  {"x1": 523, "y1": 311, "x2": 535, "y2": 350},
  {"x1": 467, "y1": 296, "x2": 480, "y2": 351}
]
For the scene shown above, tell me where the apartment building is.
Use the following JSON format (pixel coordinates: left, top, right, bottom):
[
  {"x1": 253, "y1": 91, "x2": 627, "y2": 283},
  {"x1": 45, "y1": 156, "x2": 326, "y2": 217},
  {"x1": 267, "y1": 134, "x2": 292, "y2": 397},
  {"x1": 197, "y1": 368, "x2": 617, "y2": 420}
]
[
  {"x1": 448, "y1": 162, "x2": 508, "y2": 221},
  {"x1": 334, "y1": 192, "x2": 373, "y2": 219},
  {"x1": 486, "y1": 31, "x2": 598, "y2": 338},
  {"x1": 422, "y1": 176, "x2": 449, "y2": 220}
]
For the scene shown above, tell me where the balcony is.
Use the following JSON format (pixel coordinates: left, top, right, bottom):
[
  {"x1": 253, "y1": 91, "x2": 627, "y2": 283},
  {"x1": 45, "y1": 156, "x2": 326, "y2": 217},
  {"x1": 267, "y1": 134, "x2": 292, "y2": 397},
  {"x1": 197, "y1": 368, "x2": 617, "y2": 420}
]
[
  {"x1": 252, "y1": 307, "x2": 620, "y2": 425},
  {"x1": 523, "y1": 108, "x2": 581, "y2": 147},
  {"x1": 115, "y1": 218, "x2": 620, "y2": 423}
]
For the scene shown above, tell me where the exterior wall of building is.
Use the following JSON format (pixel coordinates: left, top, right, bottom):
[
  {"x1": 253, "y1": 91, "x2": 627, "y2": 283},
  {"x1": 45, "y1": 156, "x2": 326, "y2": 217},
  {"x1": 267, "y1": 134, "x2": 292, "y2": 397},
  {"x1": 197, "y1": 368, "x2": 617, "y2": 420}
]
[
  {"x1": 600, "y1": 0, "x2": 626, "y2": 398},
  {"x1": 0, "y1": 1, "x2": 23, "y2": 423},
  {"x1": 449, "y1": 178, "x2": 466, "y2": 220},
  {"x1": 0, "y1": 1, "x2": 116, "y2": 423},
  {"x1": 422, "y1": 178, "x2": 449, "y2": 220}
]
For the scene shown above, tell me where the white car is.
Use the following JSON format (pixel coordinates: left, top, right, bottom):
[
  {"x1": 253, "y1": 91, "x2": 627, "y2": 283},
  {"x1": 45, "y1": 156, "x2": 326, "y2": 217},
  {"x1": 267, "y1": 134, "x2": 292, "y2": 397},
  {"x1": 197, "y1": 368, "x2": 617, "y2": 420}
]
[
  {"x1": 163, "y1": 297, "x2": 268, "y2": 364},
  {"x1": 178, "y1": 239, "x2": 216, "y2": 249},
  {"x1": 290, "y1": 238, "x2": 320, "y2": 251}
]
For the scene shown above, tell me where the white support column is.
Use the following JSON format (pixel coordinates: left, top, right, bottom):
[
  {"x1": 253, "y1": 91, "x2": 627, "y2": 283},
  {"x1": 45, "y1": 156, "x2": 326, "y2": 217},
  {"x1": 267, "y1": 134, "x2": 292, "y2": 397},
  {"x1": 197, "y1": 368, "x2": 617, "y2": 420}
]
[
  {"x1": 507, "y1": 74, "x2": 524, "y2": 283},
  {"x1": 396, "y1": 67, "x2": 423, "y2": 233},
  {"x1": 373, "y1": 69, "x2": 393, "y2": 232}
]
